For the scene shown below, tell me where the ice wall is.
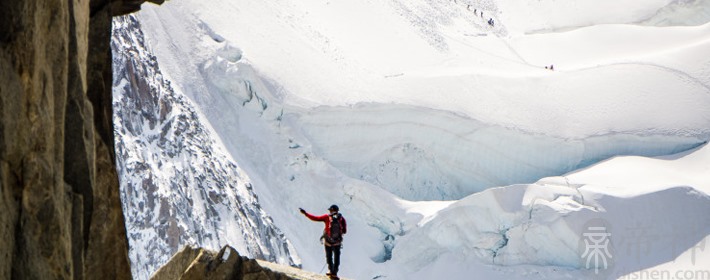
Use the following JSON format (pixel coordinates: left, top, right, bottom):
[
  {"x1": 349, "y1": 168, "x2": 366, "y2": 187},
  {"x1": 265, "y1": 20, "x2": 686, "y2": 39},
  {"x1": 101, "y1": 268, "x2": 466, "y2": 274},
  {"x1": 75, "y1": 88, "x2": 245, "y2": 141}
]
[{"x1": 297, "y1": 103, "x2": 705, "y2": 200}]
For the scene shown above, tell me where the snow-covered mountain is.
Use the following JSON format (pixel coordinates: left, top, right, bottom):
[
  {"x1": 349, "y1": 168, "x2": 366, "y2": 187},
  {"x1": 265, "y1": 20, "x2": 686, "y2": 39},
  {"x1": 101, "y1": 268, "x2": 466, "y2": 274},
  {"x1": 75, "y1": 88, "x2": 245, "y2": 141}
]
[
  {"x1": 111, "y1": 15, "x2": 299, "y2": 280},
  {"x1": 112, "y1": 0, "x2": 710, "y2": 279}
]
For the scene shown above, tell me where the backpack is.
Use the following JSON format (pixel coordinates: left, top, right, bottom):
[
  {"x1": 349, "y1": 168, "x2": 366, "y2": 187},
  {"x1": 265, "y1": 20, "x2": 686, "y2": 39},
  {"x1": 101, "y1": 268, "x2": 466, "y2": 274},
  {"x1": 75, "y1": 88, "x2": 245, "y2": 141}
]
[{"x1": 325, "y1": 213, "x2": 344, "y2": 245}]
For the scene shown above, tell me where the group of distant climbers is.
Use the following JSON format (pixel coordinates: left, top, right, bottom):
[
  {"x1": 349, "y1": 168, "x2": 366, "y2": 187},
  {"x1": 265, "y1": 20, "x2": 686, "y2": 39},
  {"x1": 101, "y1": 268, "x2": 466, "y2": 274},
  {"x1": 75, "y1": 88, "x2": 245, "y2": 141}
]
[
  {"x1": 463, "y1": 2, "x2": 558, "y2": 71},
  {"x1": 465, "y1": 5, "x2": 495, "y2": 27}
]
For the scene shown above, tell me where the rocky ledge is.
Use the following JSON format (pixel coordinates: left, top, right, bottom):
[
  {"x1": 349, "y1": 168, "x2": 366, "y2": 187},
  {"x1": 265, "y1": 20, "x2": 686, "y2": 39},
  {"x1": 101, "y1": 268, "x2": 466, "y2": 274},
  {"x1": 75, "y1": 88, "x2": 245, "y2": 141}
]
[{"x1": 153, "y1": 246, "x2": 344, "y2": 280}]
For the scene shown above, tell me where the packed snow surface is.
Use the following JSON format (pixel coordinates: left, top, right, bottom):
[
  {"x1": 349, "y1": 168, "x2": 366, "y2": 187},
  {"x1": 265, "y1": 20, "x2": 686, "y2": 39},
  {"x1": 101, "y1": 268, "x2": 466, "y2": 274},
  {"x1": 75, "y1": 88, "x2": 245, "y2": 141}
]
[{"x1": 112, "y1": 0, "x2": 710, "y2": 279}]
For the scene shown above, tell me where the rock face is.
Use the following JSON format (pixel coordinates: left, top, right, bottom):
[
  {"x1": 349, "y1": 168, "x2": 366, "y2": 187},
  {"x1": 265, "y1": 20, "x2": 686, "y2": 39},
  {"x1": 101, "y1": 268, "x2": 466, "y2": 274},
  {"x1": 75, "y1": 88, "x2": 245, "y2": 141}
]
[
  {"x1": 112, "y1": 15, "x2": 300, "y2": 280},
  {"x1": 152, "y1": 246, "x2": 335, "y2": 280},
  {"x1": 0, "y1": 0, "x2": 161, "y2": 279}
]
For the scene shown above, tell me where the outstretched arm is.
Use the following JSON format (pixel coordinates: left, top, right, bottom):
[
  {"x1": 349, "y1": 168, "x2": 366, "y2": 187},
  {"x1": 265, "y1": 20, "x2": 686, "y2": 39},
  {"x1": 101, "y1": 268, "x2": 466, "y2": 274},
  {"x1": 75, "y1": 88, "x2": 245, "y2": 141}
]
[{"x1": 299, "y1": 208, "x2": 328, "y2": 222}]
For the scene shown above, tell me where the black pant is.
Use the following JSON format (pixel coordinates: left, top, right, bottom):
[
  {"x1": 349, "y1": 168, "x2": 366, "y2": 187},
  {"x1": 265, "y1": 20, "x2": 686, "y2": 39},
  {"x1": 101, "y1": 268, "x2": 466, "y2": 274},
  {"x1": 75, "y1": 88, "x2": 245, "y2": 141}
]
[{"x1": 325, "y1": 244, "x2": 341, "y2": 275}]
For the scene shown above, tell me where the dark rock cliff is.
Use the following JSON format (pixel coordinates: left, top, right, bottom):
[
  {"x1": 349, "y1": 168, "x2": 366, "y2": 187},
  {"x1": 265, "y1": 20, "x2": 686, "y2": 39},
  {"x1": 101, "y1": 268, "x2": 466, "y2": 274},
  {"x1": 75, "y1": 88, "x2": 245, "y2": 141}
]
[{"x1": 0, "y1": 0, "x2": 161, "y2": 279}]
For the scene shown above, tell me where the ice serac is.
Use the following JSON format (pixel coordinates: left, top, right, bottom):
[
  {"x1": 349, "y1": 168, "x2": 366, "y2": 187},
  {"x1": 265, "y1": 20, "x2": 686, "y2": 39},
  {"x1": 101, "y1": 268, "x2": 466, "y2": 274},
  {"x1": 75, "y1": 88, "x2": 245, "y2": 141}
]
[
  {"x1": 390, "y1": 183, "x2": 710, "y2": 278},
  {"x1": 111, "y1": 15, "x2": 300, "y2": 280},
  {"x1": 390, "y1": 145, "x2": 710, "y2": 279}
]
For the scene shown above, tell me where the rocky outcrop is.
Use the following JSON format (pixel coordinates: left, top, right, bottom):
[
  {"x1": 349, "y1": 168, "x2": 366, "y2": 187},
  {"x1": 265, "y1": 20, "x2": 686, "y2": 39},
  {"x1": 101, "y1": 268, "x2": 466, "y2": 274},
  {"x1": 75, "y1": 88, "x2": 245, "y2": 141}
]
[
  {"x1": 152, "y1": 246, "x2": 337, "y2": 280},
  {"x1": 0, "y1": 0, "x2": 161, "y2": 279}
]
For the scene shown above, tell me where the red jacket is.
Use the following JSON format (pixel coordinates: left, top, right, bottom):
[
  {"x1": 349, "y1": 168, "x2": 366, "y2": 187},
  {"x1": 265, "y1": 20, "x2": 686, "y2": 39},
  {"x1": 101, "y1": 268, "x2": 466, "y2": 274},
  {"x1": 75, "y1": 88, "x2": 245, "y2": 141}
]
[{"x1": 304, "y1": 212, "x2": 347, "y2": 239}]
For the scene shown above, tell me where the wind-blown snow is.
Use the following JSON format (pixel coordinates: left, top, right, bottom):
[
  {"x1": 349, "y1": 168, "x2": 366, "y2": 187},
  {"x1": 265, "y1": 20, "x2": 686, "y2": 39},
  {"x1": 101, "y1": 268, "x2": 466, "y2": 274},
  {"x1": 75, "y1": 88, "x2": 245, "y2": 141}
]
[{"x1": 111, "y1": 0, "x2": 710, "y2": 279}]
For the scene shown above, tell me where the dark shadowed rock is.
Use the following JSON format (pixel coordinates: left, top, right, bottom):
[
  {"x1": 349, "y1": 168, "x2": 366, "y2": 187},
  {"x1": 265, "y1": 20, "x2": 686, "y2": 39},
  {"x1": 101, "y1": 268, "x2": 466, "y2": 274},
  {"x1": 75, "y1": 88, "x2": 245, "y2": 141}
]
[{"x1": 0, "y1": 0, "x2": 163, "y2": 279}]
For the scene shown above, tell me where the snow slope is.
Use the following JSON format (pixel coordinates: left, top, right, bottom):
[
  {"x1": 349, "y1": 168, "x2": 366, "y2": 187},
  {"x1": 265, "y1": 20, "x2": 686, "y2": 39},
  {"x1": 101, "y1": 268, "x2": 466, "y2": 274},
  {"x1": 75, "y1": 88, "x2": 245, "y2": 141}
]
[
  {"x1": 112, "y1": 16, "x2": 299, "y2": 280},
  {"x1": 113, "y1": 0, "x2": 710, "y2": 279}
]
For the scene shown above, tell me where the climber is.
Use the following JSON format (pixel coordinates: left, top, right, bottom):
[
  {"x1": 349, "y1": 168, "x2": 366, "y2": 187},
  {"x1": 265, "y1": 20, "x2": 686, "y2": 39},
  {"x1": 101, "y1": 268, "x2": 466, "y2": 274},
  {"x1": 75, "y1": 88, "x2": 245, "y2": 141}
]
[{"x1": 300, "y1": 205, "x2": 347, "y2": 279}]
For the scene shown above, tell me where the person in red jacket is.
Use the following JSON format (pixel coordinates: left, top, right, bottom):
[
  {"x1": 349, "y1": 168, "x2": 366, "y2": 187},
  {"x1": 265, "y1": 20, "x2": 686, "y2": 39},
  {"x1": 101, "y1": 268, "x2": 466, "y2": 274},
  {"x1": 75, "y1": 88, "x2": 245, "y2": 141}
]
[{"x1": 300, "y1": 205, "x2": 347, "y2": 278}]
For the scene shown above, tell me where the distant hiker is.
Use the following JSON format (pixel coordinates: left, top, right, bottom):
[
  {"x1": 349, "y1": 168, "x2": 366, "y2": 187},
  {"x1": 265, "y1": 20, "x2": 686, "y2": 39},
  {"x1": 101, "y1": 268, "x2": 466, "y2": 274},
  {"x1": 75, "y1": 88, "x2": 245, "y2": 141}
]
[
  {"x1": 488, "y1": 18, "x2": 495, "y2": 26},
  {"x1": 300, "y1": 205, "x2": 347, "y2": 279},
  {"x1": 481, "y1": 11, "x2": 484, "y2": 17},
  {"x1": 550, "y1": 64, "x2": 554, "y2": 70},
  {"x1": 474, "y1": 8, "x2": 477, "y2": 14}
]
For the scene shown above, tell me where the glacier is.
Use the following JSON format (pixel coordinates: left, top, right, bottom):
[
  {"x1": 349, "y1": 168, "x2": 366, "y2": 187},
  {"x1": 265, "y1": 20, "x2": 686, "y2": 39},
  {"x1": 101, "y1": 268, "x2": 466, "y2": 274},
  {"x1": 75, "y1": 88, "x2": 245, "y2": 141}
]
[{"x1": 111, "y1": 0, "x2": 710, "y2": 279}]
